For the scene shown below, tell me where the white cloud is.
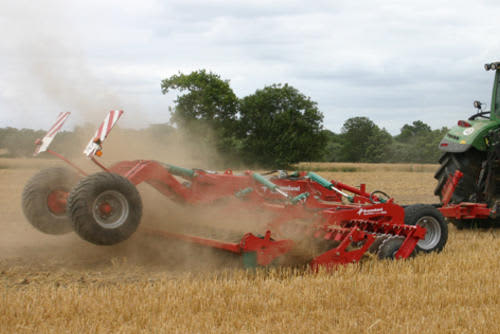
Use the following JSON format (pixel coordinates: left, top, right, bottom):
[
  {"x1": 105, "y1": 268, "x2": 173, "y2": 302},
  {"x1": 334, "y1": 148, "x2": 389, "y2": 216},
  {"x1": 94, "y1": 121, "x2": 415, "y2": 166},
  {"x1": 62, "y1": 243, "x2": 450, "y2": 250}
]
[{"x1": 1, "y1": 0, "x2": 500, "y2": 134}]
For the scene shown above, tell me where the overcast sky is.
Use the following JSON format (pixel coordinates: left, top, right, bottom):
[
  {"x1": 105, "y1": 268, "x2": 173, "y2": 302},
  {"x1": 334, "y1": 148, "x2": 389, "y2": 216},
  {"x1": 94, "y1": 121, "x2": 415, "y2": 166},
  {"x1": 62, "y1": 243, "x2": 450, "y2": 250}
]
[{"x1": 1, "y1": 0, "x2": 500, "y2": 134}]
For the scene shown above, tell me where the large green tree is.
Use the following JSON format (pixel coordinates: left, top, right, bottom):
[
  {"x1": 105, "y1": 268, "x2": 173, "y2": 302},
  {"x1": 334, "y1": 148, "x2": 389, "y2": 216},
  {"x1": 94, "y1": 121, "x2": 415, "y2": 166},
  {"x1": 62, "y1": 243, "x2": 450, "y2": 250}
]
[
  {"x1": 238, "y1": 83, "x2": 326, "y2": 168},
  {"x1": 161, "y1": 70, "x2": 238, "y2": 127},
  {"x1": 161, "y1": 70, "x2": 239, "y2": 157},
  {"x1": 339, "y1": 117, "x2": 392, "y2": 162}
]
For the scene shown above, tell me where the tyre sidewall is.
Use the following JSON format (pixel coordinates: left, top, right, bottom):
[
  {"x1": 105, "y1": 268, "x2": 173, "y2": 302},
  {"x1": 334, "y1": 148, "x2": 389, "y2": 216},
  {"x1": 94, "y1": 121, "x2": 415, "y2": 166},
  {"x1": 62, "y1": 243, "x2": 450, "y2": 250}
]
[
  {"x1": 404, "y1": 204, "x2": 448, "y2": 253},
  {"x1": 21, "y1": 167, "x2": 79, "y2": 235}
]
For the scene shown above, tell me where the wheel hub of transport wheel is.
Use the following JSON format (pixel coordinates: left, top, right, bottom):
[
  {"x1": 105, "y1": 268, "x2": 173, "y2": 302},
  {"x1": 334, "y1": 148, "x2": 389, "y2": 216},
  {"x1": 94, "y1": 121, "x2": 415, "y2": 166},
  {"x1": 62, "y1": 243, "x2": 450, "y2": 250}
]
[
  {"x1": 46, "y1": 190, "x2": 68, "y2": 216},
  {"x1": 92, "y1": 190, "x2": 129, "y2": 229},
  {"x1": 416, "y1": 216, "x2": 441, "y2": 251}
]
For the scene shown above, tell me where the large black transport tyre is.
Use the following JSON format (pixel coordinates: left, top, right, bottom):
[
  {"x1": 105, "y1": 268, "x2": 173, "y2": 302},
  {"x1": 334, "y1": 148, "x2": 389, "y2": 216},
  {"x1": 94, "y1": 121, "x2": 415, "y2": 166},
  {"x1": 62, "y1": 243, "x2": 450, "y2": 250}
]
[
  {"x1": 404, "y1": 204, "x2": 448, "y2": 253},
  {"x1": 434, "y1": 149, "x2": 484, "y2": 229},
  {"x1": 67, "y1": 172, "x2": 142, "y2": 245},
  {"x1": 21, "y1": 167, "x2": 79, "y2": 235}
]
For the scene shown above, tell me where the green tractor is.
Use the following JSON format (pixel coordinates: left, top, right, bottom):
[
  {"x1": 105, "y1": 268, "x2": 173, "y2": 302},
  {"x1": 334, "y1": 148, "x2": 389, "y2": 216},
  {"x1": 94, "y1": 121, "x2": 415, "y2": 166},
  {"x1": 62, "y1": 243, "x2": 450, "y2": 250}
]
[{"x1": 435, "y1": 61, "x2": 500, "y2": 228}]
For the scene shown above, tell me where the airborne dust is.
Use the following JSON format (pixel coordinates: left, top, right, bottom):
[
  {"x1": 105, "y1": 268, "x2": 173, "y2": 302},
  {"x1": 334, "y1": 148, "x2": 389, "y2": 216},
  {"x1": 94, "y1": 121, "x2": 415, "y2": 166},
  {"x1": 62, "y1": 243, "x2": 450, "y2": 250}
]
[{"x1": 0, "y1": 0, "x2": 275, "y2": 273}]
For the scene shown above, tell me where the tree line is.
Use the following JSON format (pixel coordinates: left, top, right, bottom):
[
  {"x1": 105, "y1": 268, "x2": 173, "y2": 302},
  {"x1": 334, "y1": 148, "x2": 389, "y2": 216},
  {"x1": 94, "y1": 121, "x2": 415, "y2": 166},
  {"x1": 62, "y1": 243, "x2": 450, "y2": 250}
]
[
  {"x1": 0, "y1": 70, "x2": 448, "y2": 167},
  {"x1": 324, "y1": 118, "x2": 447, "y2": 164}
]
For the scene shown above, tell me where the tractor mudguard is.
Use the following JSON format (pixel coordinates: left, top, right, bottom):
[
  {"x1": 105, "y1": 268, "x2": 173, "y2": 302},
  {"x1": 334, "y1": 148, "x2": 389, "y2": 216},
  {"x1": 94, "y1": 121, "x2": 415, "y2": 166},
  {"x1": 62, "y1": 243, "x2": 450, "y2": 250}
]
[{"x1": 438, "y1": 119, "x2": 499, "y2": 153}]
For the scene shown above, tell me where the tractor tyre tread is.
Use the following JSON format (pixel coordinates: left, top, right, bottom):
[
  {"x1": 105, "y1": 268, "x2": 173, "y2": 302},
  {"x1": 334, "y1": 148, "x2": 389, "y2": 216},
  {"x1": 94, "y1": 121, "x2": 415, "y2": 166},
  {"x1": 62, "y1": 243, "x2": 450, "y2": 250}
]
[{"x1": 433, "y1": 150, "x2": 482, "y2": 203}]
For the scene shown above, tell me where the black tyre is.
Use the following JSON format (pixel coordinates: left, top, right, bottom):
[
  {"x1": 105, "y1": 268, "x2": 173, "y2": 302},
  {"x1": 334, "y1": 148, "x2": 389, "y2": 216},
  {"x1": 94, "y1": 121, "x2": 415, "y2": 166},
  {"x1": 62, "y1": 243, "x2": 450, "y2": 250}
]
[
  {"x1": 434, "y1": 150, "x2": 484, "y2": 229},
  {"x1": 377, "y1": 237, "x2": 404, "y2": 260},
  {"x1": 67, "y1": 172, "x2": 142, "y2": 245},
  {"x1": 404, "y1": 204, "x2": 448, "y2": 253},
  {"x1": 21, "y1": 167, "x2": 79, "y2": 235},
  {"x1": 451, "y1": 218, "x2": 496, "y2": 230},
  {"x1": 434, "y1": 150, "x2": 483, "y2": 203}
]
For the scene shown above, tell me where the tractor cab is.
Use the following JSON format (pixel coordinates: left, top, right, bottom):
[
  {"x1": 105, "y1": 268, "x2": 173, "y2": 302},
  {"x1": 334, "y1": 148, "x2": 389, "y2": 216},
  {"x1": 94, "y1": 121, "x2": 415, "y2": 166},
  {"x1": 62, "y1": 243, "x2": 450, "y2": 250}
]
[{"x1": 438, "y1": 62, "x2": 500, "y2": 153}]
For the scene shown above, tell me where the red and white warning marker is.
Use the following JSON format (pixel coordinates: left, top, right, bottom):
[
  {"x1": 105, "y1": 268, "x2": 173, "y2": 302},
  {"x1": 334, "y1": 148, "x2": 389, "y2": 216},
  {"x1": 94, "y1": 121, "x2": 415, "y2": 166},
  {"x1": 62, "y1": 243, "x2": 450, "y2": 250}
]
[
  {"x1": 84, "y1": 110, "x2": 124, "y2": 157},
  {"x1": 34, "y1": 112, "x2": 71, "y2": 156}
]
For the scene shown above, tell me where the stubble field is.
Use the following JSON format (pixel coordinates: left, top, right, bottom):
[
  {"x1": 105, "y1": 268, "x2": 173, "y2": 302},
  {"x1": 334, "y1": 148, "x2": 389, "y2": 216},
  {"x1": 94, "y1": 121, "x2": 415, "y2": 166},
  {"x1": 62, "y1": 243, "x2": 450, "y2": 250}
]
[{"x1": 1, "y1": 158, "x2": 500, "y2": 333}]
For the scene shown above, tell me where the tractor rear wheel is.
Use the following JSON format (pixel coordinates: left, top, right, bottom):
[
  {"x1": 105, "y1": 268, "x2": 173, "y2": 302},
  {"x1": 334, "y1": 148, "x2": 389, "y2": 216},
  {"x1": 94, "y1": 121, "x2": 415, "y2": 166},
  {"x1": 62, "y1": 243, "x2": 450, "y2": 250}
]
[
  {"x1": 21, "y1": 167, "x2": 79, "y2": 235},
  {"x1": 67, "y1": 172, "x2": 142, "y2": 245},
  {"x1": 434, "y1": 149, "x2": 483, "y2": 229},
  {"x1": 451, "y1": 218, "x2": 496, "y2": 229},
  {"x1": 404, "y1": 204, "x2": 447, "y2": 253},
  {"x1": 434, "y1": 150, "x2": 483, "y2": 203}
]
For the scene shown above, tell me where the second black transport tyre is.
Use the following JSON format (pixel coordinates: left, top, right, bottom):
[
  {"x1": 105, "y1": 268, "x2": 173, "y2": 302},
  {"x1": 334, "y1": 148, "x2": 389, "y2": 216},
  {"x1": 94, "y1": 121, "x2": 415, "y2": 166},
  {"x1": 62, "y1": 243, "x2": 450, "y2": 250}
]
[
  {"x1": 21, "y1": 167, "x2": 79, "y2": 235},
  {"x1": 404, "y1": 204, "x2": 447, "y2": 253},
  {"x1": 67, "y1": 172, "x2": 142, "y2": 245}
]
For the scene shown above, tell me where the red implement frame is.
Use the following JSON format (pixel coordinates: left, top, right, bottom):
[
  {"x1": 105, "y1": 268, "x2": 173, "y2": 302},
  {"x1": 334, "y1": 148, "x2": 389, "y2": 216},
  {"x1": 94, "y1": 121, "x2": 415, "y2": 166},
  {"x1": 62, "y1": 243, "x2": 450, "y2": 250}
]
[
  {"x1": 438, "y1": 170, "x2": 493, "y2": 220},
  {"x1": 31, "y1": 112, "x2": 428, "y2": 268},
  {"x1": 82, "y1": 158, "x2": 427, "y2": 267}
]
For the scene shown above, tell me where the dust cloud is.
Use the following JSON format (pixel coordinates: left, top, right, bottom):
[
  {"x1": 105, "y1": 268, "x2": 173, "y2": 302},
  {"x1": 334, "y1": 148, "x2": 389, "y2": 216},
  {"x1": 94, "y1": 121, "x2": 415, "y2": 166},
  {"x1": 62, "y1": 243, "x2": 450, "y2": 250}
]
[
  {"x1": 1, "y1": 164, "x2": 272, "y2": 273},
  {"x1": 0, "y1": 1, "x2": 312, "y2": 272},
  {"x1": 0, "y1": 0, "x2": 143, "y2": 127},
  {"x1": 1, "y1": 111, "x2": 265, "y2": 273}
]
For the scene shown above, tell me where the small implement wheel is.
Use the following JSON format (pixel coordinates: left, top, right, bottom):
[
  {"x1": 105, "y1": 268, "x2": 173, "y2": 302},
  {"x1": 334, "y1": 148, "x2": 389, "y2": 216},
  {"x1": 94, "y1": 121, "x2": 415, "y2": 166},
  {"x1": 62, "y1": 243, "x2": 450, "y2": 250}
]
[
  {"x1": 21, "y1": 167, "x2": 79, "y2": 235},
  {"x1": 377, "y1": 237, "x2": 404, "y2": 260},
  {"x1": 404, "y1": 204, "x2": 448, "y2": 253},
  {"x1": 67, "y1": 172, "x2": 142, "y2": 245}
]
